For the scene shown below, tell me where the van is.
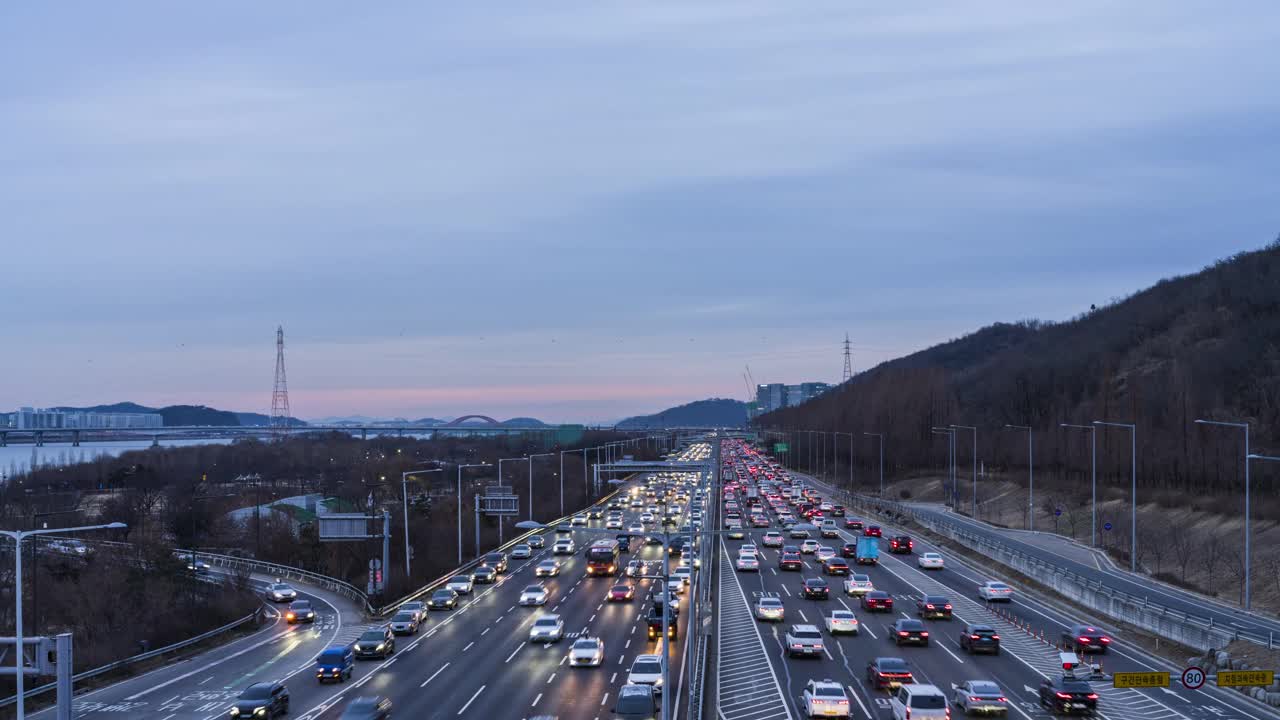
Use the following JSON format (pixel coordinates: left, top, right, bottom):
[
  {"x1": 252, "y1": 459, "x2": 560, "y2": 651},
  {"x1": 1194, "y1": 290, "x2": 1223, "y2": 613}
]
[
  {"x1": 890, "y1": 684, "x2": 949, "y2": 720},
  {"x1": 314, "y1": 643, "x2": 355, "y2": 683}
]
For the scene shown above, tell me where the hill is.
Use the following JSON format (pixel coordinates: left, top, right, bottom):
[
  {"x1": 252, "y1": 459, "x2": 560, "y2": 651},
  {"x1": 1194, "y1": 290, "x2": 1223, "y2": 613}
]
[
  {"x1": 757, "y1": 239, "x2": 1280, "y2": 505},
  {"x1": 617, "y1": 399, "x2": 747, "y2": 429},
  {"x1": 53, "y1": 403, "x2": 306, "y2": 427}
]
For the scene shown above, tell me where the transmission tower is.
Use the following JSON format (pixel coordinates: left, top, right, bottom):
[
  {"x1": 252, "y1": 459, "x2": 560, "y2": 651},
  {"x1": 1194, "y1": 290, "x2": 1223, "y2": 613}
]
[
  {"x1": 842, "y1": 332, "x2": 853, "y2": 382},
  {"x1": 271, "y1": 325, "x2": 291, "y2": 440}
]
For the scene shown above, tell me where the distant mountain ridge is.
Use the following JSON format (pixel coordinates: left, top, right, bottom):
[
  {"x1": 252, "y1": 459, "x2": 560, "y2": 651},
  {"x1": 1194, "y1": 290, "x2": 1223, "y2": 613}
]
[
  {"x1": 53, "y1": 403, "x2": 306, "y2": 427},
  {"x1": 617, "y1": 398, "x2": 747, "y2": 429}
]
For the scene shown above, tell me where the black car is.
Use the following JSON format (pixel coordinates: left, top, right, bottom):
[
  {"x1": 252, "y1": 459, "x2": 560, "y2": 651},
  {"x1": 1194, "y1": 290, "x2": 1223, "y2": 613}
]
[
  {"x1": 482, "y1": 552, "x2": 508, "y2": 573},
  {"x1": 1038, "y1": 675, "x2": 1098, "y2": 715},
  {"x1": 841, "y1": 542, "x2": 858, "y2": 558},
  {"x1": 866, "y1": 657, "x2": 914, "y2": 690},
  {"x1": 613, "y1": 684, "x2": 658, "y2": 719},
  {"x1": 339, "y1": 696, "x2": 393, "y2": 720},
  {"x1": 428, "y1": 589, "x2": 458, "y2": 610},
  {"x1": 779, "y1": 552, "x2": 803, "y2": 571},
  {"x1": 286, "y1": 600, "x2": 316, "y2": 624},
  {"x1": 959, "y1": 623, "x2": 1001, "y2": 654},
  {"x1": 915, "y1": 595, "x2": 952, "y2": 620},
  {"x1": 354, "y1": 628, "x2": 395, "y2": 660},
  {"x1": 528, "y1": 535, "x2": 545, "y2": 549},
  {"x1": 888, "y1": 536, "x2": 914, "y2": 554},
  {"x1": 646, "y1": 608, "x2": 678, "y2": 640},
  {"x1": 473, "y1": 566, "x2": 497, "y2": 584},
  {"x1": 893, "y1": 618, "x2": 930, "y2": 646},
  {"x1": 229, "y1": 681, "x2": 290, "y2": 718},
  {"x1": 1062, "y1": 624, "x2": 1111, "y2": 654},
  {"x1": 616, "y1": 534, "x2": 632, "y2": 552},
  {"x1": 824, "y1": 558, "x2": 850, "y2": 576},
  {"x1": 801, "y1": 577, "x2": 830, "y2": 600}
]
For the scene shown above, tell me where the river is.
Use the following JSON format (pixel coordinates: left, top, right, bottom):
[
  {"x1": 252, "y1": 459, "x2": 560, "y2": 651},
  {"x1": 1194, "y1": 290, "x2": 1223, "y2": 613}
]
[{"x1": 0, "y1": 438, "x2": 235, "y2": 481}]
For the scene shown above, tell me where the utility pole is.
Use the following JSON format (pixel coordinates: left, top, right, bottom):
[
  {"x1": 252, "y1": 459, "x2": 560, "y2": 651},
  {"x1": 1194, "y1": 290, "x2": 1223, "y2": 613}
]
[
  {"x1": 1094, "y1": 421, "x2": 1137, "y2": 572},
  {"x1": 950, "y1": 425, "x2": 977, "y2": 518}
]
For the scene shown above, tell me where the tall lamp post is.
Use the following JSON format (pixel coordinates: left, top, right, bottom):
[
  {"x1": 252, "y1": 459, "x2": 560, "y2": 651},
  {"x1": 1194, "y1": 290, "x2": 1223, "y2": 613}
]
[
  {"x1": 949, "y1": 425, "x2": 978, "y2": 518},
  {"x1": 561, "y1": 447, "x2": 591, "y2": 515},
  {"x1": 1094, "y1": 421, "x2": 1137, "y2": 572},
  {"x1": 1004, "y1": 425, "x2": 1034, "y2": 531},
  {"x1": 456, "y1": 463, "x2": 491, "y2": 566},
  {"x1": 931, "y1": 427, "x2": 956, "y2": 508},
  {"x1": 527, "y1": 453, "x2": 554, "y2": 521},
  {"x1": 401, "y1": 466, "x2": 444, "y2": 578},
  {"x1": 864, "y1": 432, "x2": 884, "y2": 494},
  {"x1": 1194, "y1": 419, "x2": 1250, "y2": 607},
  {"x1": 3, "y1": 521, "x2": 126, "y2": 720},
  {"x1": 1060, "y1": 423, "x2": 1098, "y2": 545},
  {"x1": 833, "y1": 432, "x2": 853, "y2": 494}
]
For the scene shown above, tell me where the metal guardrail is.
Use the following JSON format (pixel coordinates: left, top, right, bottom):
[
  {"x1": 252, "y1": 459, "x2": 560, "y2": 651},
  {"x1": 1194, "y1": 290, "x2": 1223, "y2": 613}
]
[
  {"x1": 174, "y1": 548, "x2": 376, "y2": 615},
  {"x1": 0, "y1": 609, "x2": 261, "y2": 708}
]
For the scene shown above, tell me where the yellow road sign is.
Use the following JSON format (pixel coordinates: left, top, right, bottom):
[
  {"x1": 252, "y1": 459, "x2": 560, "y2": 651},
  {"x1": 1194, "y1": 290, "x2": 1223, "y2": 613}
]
[
  {"x1": 1217, "y1": 670, "x2": 1274, "y2": 687},
  {"x1": 1113, "y1": 672, "x2": 1170, "y2": 689}
]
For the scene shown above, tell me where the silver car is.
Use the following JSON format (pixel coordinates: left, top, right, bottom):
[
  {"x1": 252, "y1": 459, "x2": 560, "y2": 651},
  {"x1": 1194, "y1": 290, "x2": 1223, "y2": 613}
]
[
  {"x1": 536, "y1": 560, "x2": 561, "y2": 577},
  {"x1": 399, "y1": 601, "x2": 427, "y2": 622},
  {"x1": 529, "y1": 615, "x2": 564, "y2": 643},
  {"x1": 519, "y1": 583, "x2": 549, "y2": 606},
  {"x1": 389, "y1": 611, "x2": 420, "y2": 635},
  {"x1": 569, "y1": 637, "x2": 604, "y2": 667},
  {"x1": 446, "y1": 574, "x2": 474, "y2": 595}
]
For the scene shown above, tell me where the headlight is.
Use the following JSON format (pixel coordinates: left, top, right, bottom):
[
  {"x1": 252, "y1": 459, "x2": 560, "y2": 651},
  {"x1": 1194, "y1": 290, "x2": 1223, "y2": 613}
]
[
  {"x1": 376, "y1": 643, "x2": 385, "y2": 651},
  {"x1": 254, "y1": 707, "x2": 268, "y2": 717},
  {"x1": 230, "y1": 709, "x2": 241, "y2": 717}
]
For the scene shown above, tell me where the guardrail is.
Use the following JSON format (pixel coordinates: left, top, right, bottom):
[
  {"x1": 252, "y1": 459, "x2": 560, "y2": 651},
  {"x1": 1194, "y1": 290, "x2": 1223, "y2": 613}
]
[
  {"x1": 0, "y1": 609, "x2": 261, "y2": 709},
  {"x1": 173, "y1": 548, "x2": 376, "y2": 615}
]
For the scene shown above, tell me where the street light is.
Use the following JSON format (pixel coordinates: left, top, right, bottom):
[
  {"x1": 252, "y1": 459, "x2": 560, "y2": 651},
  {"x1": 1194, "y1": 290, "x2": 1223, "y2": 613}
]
[
  {"x1": 3, "y1": 522, "x2": 126, "y2": 720},
  {"x1": 1194, "y1": 419, "x2": 1250, "y2": 606},
  {"x1": 864, "y1": 432, "x2": 884, "y2": 494},
  {"x1": 527, "y1": 453, "x2": 554, "y2": 521},
  {"x1": 456, "y1": 464, "x2": 491, "y2": 566},
  {"x1": 833, "y1": 432, "x2": 854, "y2": 494},
  {"x1": 401, "y1": 466, "x2": 444, "y2": 578},
  {"x1": 1061, "y1": 423, "x2": 1098, "y2": 545},
  {"x1": 1004, "y1": 425, "x2": 1034, "y2": 531},
  {"x1": 931, "y1": 427, "x2": 956, "y2": 508},
  {"x1": 1094, "y1": 421, "x2": 1137, "y2": 572},
  {"x1": 949, "y1": 425, "x2": 977, "y2": 518},
  {"x1": 561, "y1": 447, "x2": 591, "y2": 515}
]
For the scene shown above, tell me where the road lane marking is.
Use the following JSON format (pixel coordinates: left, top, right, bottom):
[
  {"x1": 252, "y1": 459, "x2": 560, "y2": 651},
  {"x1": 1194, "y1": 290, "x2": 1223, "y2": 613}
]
[
  {"x1": 547, "y1": 672, "x2": 556, "y2": 684},
  {"x1": 458, "y1": 685, "x2": 485, "y2": 714},
  {"x1": 463, "y1": 641, "x2": 475, "y2": 652},
  {"x1": 506, "y1": 643, "x2": 525, "y2": 663},
  {"x1": 421, "y1": 662, "x2": 450, "y2": 687},
  {"x1": 531, "y1": 693, "x2": 542, "y2": 707}
]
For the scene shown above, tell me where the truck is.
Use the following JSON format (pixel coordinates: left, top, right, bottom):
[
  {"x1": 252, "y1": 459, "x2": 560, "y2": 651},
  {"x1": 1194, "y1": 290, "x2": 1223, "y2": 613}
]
[{"x1": 855, "y1": 537, "x2": 880, "y2": 565}]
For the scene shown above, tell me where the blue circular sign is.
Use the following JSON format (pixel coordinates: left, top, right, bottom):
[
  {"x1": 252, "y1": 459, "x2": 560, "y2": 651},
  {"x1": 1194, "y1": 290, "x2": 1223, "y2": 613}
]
[
  {"x1": 1054, "y1": 508, "x2": 1062, "y2": 517},
  {"x1": 1103, "y1": 522, "x2": 1113, "y2": 531}
]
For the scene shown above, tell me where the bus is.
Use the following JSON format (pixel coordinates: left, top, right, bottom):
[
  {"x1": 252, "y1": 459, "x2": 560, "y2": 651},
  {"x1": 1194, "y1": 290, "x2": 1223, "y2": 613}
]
[{"x1": 585, "y1": 539, "x2": 621, "y2": 577}]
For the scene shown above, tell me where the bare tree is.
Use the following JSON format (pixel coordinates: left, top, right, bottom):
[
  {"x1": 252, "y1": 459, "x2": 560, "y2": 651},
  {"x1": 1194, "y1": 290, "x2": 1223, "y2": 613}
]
[
  {"x1": 1198, "y1": 532, "x2": 1223, "y2": 595},
  {"x1": 1170, "y1": 528, "x2": 1196, "y2": 583}
]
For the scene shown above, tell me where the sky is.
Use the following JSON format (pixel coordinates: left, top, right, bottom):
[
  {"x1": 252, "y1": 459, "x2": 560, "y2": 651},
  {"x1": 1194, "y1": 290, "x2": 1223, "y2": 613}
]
[{"x1": 3, "y1": 2, "x2": 1279, "y2": 423}]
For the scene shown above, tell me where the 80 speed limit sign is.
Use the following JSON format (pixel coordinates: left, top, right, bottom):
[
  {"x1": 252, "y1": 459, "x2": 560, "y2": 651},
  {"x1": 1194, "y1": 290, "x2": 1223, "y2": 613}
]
[{"x1": 1181, "y1": 666, "x2": 1206, "y2": 690}]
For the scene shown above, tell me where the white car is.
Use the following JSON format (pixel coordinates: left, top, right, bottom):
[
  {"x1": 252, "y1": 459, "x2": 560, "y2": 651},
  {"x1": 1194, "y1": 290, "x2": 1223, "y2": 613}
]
[
  {"x1": 800, "y1": 540, "x2": 820, "y2": 554},
  {"x1": 667, "y1": 575, "x2": 686, "y2": 593},
  {"x1": 640, "y1": 512, "x2": 656, "y2": 524},
  {"x1": 569, "y1": 637, "x2": 605, "y2": 667},
  {"x1": 785, "y1": 624, "x2": 825, "y2": 658},
  {"x1": 529, "y1": 615, "x2": 564, "y2": 643},
  {"x1": 685, "y1": 551, "x2": 702, "y2": 569},
  {"x1": 844, "y1": 574, "x2": 874, "y2": 596},
  {"x1": 673, "y1": 567, "x2": 694, "y2": 586},
  {"x1": 762, "y1": 532, "x2": 784, "y2": 547},
  {"x1": 535, "y1": 560, "x2": 561, "y2": 577},
  {"x1": 803, "y1": 678, "x2": 850, "y2": 718},
  {"x1": 519, "y1": 583, "x2": 549, "y2": 606},
  {"x1": 446, "y1": 575, "x2": 474, "y2": 595},
  {"x1": 952, "y1": 681, "x2": 1009, "y2": 715},
  {"x1": 736, "y1": 554, "x2": 760, "y2": 572},
  {"x1": 399, "y1": 601, "x2": 427, "y2": 622},
  {"x1": 627, "y1": 654, "x2": 665, "y2": 695},
  {"x1": 741, "y1": 543, "x2": 758, "y2": 556},
  {"x1": 628, "y1": 523, "x2": 646, "y2": 535},
  {"x1": 553, "y1": 539, "x2": 575, "y2": 555},
  {"x1": 978, "y1": 581, "x2": 1014, "y2": 602},
  {"x1": 815, "y1": 546, "x2": 836, "y2": 563},
  {"x1": 606, "y1": 518, "x2": 624, "y2": 530},
  {"x1": 510, "y1": 544, "x2": 532, "y2": 559},
  {"x1": 265, "y1": 582, "x2": 298, "y2": 602},
  {"x1": 824, "y1": 610, "x2": 859, "y2": 635},
  {"x1": 755, "y1": 597, "x2": 785, "y2": 622},
  {"x1": 917, "y1": 552, "x2": 944, "y2": 570},
  {"x1": 625, "y1": 559, "x2": 644, "y2": 577},
  {"x1": 572, "y1": 515, "x2": 588, "y2": 526}
]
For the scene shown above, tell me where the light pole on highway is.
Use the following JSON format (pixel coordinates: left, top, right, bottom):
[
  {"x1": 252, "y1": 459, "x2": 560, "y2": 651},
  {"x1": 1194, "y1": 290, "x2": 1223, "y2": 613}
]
[
  {"x1": 1004, "y1": 425, "x2": 1034, "y2": 531},
  {"x1": 1060, "y1": 423, "x2": 1098, "y2": 545},
  {"x1": 864, "y1": 432, "x2": 884, "y2": 494},
  {"x1": 498, "y1": 456, "x2": 526, "y2": 544},
  {"x1": 527, "y1": 453, "x2": 554, "y2": 521},
  {"x1": 401, "y1": 466, "x2": 444, "y2": 578},
  {"x1": 834, "y1": 432, "x2": 853, "y2": 494},
  {"x1": 949, "y1": 425, "x2": 977, "y2": 518},
  {"x1": 4, "y1": 522, "x2": 126, "y2": 720},
  {"x1": 1195, "y1": 419, "x2": 1251, "y2": 606},
  {"x1": 456, "y1": 464, "x2": 491, "y2": 566},
  {"x1": 931, "y1": 427, "x2": 956, "y2": 508},
  {"x1": 561, "y1": 447, "x2": 591, "y2": 513},
  {"x1": 1093, "y1": 421, "x2": 1137, "y2": 572}
]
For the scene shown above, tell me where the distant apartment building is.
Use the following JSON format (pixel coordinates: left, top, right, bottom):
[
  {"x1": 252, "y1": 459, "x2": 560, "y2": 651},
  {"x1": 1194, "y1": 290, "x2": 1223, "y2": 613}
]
[
  {"x1": 752, "y1": 382, "x2": 833, "y2": 417},
  {"x1": 6, "y1": 407, "x2": 163, "y2": 429}
]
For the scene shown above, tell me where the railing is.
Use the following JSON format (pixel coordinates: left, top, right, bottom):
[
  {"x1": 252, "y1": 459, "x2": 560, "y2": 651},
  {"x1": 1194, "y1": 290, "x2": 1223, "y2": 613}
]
[
  {"x1": 0, "y1": 609, "x2": 261, "y2": 709},
  {"x1": 173, "y1": 548, "x2": 376, "y2": 615}
]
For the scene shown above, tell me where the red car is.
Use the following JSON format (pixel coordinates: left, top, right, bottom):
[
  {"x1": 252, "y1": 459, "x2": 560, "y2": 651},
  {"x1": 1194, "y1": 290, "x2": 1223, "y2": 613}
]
[
  {"x1": 861, "y1": 591, "x2": 894, "y2": 612},
  {"x1": 864, "y1": 526, "x2": 882, "y2": 537},
  {"x1": 607, "y1": 583, "x2": 635, "y2": 602},
  {"x1": 844, "y1": 519, "x2": 863, "y2": 530}
]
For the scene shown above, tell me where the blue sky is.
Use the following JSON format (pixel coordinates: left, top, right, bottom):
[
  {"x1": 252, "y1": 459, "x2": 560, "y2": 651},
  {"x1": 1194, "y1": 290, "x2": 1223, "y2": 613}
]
[{"x1": 3, "y1": 2, "x2": 1278, "y2": 422}]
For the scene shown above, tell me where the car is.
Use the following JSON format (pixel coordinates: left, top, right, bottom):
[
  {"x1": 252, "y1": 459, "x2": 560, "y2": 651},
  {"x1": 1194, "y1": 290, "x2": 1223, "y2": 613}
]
[
  {"x1": 589, "y1": 507, "x2": 605, "y2": 519},
  {"x1": 684, "y1": 550, "x2": 701, "y2": 568},
  {"x1": 890, "y1": 684, "x2": 950, "y2": 720},
  {"x1": 640, "y1": 512, "x2": 655, "y2": 523},
  {"x1": 572, "y1": 515, "x2": 588, "y2": 526},
  {"x1": 958, "y1": 623, "x2": 1001, "y2": 654},
  {"x1": 265, "y1": 582, "x2": 298, "y2": 602},
  {"x1": 399, "y1": 601, "x2": 427, "y2": 622},
  {"x1": 844, "y1": 518, "x2": 863, "y2": 530},
  {"x1": 613, "y1": 684, "x2": 659, "y2": 720},
  {"x1": 556, "y1": 523, "x2": 573, "y2": 534},
  {"x1": 667, "y1": 575, "x2": 686, "y2": 593},
  {"x1": 187, "y1": 558, "x2": 211, "y2": 574},
  {"x1": 529, "y1": 614, "x2": 564, "y2": 643},
  {"x1": 916, "y1": 595, "x2": 952, "y2": 620},
  {"x1": 606, "y1": 518, "x2": 624, "y2": 530},
  {"x1": 728, "y1": 524, "x2": 745, "y2": 539},
  {"x1": 354, "y1": 627, "x2": 395, "y2": 659},
  {"x1": 760, "y1": 530, "x2": 784, "y2": 548},
  {"x1": 511, "y1": 543, "x2": 532, "y2": 559},
  {"x1": 831, "y1": 505, "x2": 846, "y2": 517},
  {"x1": 229, "y1": 681, "x2": 290, "y2": 718},
  {"x1": 844, "y1": 574, "x2": 874, "y2": 596},
  {"x1": 388, "y1": 611, "x2": 420, "y2": 635},
  {"x1": 627, "y1": 654, "x2": 665, "y2": 694},
  {"x1": 825, "y1": 610, "x2": 859, "y2": 635},
  {"x1": 917, "y1": 552, "x2": 944, "y2": 570},
  {"x1": 861, "y1": 591, "x2": 893, "y2": 612},
  {"x1": 446, "y1": 574, "x2": 474, "y2": 595},
  {"x1": 608, "y1": 583, "x2": 635, "y2": 602},
  {"x1": 338, "y1": 696, "x2": 393, "y2": 720},
  {"x1": 790, "y1": 527, "x2": 811, "y2": 539},
  {"x1": 628, "y1": 522, "x2": 645, "y2": 535},
  {"x1": 286, "y1": 600, "x2": 316, "y2": 624},
  {"x1": 840, "y1": 541, "x2": 858, "y2": 558},
  {"x1": 978, "y1": 581, "x2": 1014, "y2": 603},
  {"x1": 736, "y1": 554, "x2": 759, "y2": 572},
  {"x1": 1038, "y1": 676, "x2": 1098, "y2": 715},
  {"x1": 820, "y1": 521, "x2": 839, "y2": 538},
  {"x1": 625, "y1": 559, "x2": 644, "y2": 577},
  {"x1": 803, "y1": 678, "x2": 851, "y2": 718},
  {"x1": 755, "y1": 597, "x2": 785, "y2": 622},
  {"x1": 569, "y1": 636, "x2": 605, "y2": 667},
  {"x1": 866, "y1": 657, "x2": 915, "y2": 690},
  {"x1": 673, "y1": 567, "x2": 693, "y2": 586},
  {"x1": 1062, "y1": 624, "x2": 1111, "y2": 654},
  {"x1": 889, "y1": 536, "x2": 914, "y2": 554},
  {"x1": 785, "y1": 624, "x2": 825, "y2": 658},
  {"x1": 527, "y1": 535, "x2": 545, "y2": 549},
  {"x1": 520, "y1": 583, "x2": 550, "y2": 606},
  {"x1": 892, "y1": 619, "x2": 930, "y2": 646},
  {"x1": 779, "y1": 552, "x2": 803, "y2": 571},
  {"x1": 473, "y1": 565, "x2": 497, "y2": 584},
  {"x1": 802, "y1": 577, "x2": 830, "y2": 600},
  {"x1": 646, "y1": 606, "x2": 678, "y2": 641},
  {"x1": 953, "y1": 680, "x2": 1008, "y2": 716},
  {"x1": 864, "y1": 525, "x2": 882, "y2": 537},
  {"x1": 427, "y1": 588, "x2": 458, "y2": 610},
  {"x1": 314, "y1": 643, "x2": 355, "y2": 683},
  {"x1": 553, "y1": 539, "x2": 575, "y2": 555},
  {"x1": 800, "y1": 540, "x2": 820, "y2": 554},
  {"x1": 482, "y1": 551, "x2": 508, "y2": 572},
  {"x1": 815, "y1": 546, "x2": 836, "y2": 563},
  {"x1": 824, "y1": 558, "x2": 850, "y2": 576}
]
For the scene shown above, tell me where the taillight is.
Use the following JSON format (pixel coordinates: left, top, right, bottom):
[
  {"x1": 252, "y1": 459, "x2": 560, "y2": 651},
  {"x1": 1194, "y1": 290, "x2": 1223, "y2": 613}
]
[
  {"x1": 926, "y1": 604, "x2": 935, "y2": 609},
  {"x1": 970, "y1": 635, "x2": 980, "y2": 640},
  {"x1": 1086, "y1": 693, "x2": 1099, "y2": 700},
  {"x1": 904, "y1": 708, "x2": 909, "y2": 720},
  {"x1": 991, "y1": 635, "x2": 1000, "y2": 640},
  {"x1": 1056, "y1": 692, "x2": 1072, "y2": 699},
  {"x1": 969, "y1": 697, "x2": 981, "y2": 702},
  {"x1": 944, "y1": 604, "x2": 952, "y2": 609},
  {"x1": 1100, "y1": 637, "x2": 1111, "y2": 643},
  {"x1": 920, "y1": 631, "x2": 929, "y2": 637}
]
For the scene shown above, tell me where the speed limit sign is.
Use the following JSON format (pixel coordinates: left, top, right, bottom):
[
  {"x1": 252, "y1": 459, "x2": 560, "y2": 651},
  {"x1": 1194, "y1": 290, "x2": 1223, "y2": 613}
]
[{"x1": 1181, "y1": 666, "x2": 1206, "y2": 690}]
